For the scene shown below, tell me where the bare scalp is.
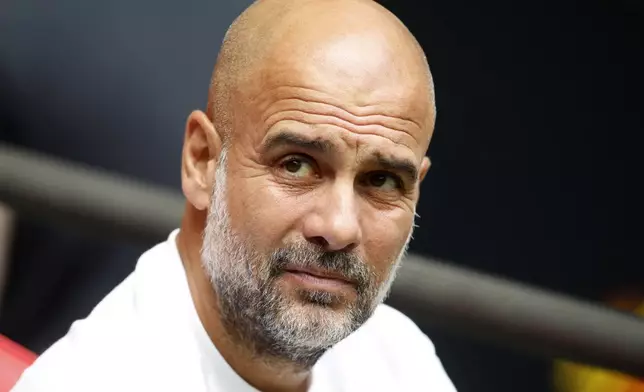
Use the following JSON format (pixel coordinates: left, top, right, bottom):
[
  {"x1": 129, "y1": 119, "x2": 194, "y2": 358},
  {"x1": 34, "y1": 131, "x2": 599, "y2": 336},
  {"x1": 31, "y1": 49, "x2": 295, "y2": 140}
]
[{"x1": 207, "y1": 0, "x2": 435, "y2": 148}]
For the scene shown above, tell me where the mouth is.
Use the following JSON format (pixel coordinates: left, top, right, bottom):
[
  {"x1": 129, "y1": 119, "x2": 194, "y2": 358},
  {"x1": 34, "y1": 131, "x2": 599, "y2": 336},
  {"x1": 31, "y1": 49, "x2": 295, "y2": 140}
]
[{"x1": 282, "y1": 266, "x2": 355, "y2": 292}]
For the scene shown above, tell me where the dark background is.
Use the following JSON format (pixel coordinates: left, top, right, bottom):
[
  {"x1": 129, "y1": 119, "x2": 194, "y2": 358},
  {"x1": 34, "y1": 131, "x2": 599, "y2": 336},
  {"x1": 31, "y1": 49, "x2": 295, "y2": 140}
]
[{"x1": 1, "y1": 0, "x2": 642, "y2": 391}]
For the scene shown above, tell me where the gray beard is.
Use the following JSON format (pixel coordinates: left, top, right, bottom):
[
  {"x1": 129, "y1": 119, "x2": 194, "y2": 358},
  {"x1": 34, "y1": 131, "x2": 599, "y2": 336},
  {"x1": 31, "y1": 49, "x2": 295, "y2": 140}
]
[{"x1": 201, "y1": 147, "x2": 412, "y2": 368}]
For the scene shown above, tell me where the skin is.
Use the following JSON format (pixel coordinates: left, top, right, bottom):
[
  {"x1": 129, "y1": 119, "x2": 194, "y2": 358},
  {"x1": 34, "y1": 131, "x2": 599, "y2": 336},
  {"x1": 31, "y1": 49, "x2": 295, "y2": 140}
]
[{"x1": 176, "y1": 0, "x2": 435, "y2": 391}]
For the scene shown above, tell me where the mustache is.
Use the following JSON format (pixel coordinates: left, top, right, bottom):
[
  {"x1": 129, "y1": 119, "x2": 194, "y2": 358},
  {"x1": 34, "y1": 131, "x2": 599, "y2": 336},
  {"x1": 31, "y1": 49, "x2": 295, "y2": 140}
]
[{"x1": 268, "y1": 243, "x2": 373, "y2": 291}]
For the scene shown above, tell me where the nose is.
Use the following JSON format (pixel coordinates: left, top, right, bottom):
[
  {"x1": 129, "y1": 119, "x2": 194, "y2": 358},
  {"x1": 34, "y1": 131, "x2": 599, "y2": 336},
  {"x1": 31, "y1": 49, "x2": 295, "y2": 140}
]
[{"x1": 302, "y1": 182, "x2": 362, "y2": 252}]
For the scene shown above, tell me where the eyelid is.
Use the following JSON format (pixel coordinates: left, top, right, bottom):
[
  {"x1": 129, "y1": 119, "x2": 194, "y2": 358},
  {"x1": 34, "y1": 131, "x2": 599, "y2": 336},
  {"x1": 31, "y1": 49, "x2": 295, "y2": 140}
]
[
  {"x1": 365, "y1": 171, "x2": 407, "y2": 191},
  {"x1": 277, "y1": 154, "x2": 321, "y2": 177},
  {"x1": 279, "y1": 153, "x2": 316, "y2": 166}
]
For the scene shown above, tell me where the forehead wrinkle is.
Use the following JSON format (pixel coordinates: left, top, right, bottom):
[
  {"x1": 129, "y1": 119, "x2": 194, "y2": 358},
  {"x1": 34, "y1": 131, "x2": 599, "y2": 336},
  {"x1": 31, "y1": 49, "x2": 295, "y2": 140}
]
[
  {"x1": 262, "y1": 110, "x2": 422, "y2": 149},
  {"x1": 255, "y1": 85, "x2": 427, "y2": 130},
  {"x1": 263, "y1": 97, "x2": 422, "y2": 133},
  {"x1": 251, "y1": 89, "x2": 427, "y2": 149}
]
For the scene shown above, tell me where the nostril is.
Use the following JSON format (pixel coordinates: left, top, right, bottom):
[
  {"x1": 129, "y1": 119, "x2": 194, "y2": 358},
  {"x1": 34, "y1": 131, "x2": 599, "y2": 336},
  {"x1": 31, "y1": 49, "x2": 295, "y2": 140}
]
[
  {"x1": 307, "y1": 236, "x2": 329, "y2": 248},
  {"x1": 341, "y1": 242, "x2": 357, "y2": 253}
]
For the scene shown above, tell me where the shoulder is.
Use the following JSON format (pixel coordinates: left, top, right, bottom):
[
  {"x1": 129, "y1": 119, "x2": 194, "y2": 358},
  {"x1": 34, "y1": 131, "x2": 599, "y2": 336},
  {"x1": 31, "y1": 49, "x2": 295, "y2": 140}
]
[
  {"x1": 12, "y1": 317, "x2": 144, "y2": 391},
  {"x1": 320, "y1": 304, "x2": 457, "y2": 391},
  {"x1": 11, "y1": 276, "x2": 149, "y2": 392},
  {"x1": 12, "y1": 289, "x2": 190, "y2": 392},
  {"x1": 12, "y1": 235, "x2": 191, "y2": 392}
]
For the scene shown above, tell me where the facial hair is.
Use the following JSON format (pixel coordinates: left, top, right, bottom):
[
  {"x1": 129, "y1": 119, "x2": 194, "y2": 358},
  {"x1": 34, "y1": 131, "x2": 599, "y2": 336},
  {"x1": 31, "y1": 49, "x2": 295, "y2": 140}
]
[{"x1": 201, "y1": 147, "x2": 414, "y2": 368}]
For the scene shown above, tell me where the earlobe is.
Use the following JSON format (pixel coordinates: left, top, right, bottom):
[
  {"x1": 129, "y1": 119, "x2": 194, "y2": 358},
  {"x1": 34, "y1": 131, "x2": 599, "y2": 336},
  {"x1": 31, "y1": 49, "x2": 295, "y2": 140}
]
[
  {"x1": 181, "y1": 110, "x2": 223, "y2": 211},
  {"x1": 419, "y1": 156, "x2": 431, "y2": 183}
]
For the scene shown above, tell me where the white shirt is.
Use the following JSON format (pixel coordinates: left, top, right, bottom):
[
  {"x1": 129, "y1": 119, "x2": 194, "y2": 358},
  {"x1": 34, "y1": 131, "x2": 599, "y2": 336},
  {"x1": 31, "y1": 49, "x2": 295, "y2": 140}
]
[{"x1": 12, "y1": 230, "x2": 457, "y2": 392}]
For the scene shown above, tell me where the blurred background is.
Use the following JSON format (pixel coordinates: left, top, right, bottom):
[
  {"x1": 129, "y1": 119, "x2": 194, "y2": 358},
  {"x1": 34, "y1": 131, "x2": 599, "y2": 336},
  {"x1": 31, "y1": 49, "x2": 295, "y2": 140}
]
[{"x1": 0, "y1": 0, "x2": 642, "y2": 391}]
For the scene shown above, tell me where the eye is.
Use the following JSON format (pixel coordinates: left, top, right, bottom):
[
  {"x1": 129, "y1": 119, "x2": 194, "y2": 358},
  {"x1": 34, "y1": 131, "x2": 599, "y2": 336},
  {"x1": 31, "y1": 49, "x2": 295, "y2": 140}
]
[
  {"x1": 280, "y1": 156, "x2": 316, "y2": 178},
  {"x1": 366, "y1": 172, "x2": 402, "y2": 192}
]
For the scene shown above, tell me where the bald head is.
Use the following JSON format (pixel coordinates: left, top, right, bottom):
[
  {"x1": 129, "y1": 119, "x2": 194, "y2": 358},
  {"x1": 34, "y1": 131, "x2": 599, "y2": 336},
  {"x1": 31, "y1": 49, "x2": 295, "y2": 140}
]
[
  {"x1": 181, "y1": 0, "x2": 438, "y2": 377},
  {"x1": 208, "y1": 0, "x2": 435, "y2": 147}
]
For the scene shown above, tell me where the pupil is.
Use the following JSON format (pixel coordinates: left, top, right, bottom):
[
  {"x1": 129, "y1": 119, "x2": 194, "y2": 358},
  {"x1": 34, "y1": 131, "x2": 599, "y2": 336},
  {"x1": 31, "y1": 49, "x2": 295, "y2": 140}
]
[
  {"x1": 285, "y1": 160, "x2": 302, "y2": 172},
  {"x1": 371, "y1": 174, "x2": 387, "y2": 186}
]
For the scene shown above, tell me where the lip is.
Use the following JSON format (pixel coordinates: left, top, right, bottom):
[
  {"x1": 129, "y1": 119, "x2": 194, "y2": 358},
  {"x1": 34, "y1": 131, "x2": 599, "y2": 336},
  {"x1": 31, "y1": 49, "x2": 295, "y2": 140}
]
[
  {"x1": 284, "y1": 266, "x2": 353, "y2": 284},
  {"x1": 282, "y1": 266, "x2": 355, "y2": 292}
]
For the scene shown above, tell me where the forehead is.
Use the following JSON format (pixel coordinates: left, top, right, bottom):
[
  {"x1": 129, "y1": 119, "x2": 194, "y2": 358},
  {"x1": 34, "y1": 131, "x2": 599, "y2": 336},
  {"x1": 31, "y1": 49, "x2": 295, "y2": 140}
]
[
  {"x1": 245, "y1": 84, "x2": 428, "y2": 161},
  {"x1": 236, "y1": 32, "x2": 434, "y2": 157}
]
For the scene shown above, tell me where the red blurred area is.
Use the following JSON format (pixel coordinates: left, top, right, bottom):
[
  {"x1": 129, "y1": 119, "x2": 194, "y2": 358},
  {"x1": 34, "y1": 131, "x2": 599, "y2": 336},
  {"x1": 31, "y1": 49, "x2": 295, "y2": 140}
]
[{"x1": 0, "y1": 335, "x2": 37, "y2": 392}]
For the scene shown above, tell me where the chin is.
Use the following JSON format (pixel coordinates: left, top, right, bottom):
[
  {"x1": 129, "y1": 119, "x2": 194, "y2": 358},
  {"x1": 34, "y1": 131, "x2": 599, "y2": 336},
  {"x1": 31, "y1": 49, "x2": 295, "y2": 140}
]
[
  {"x1": 290, "y1": 294, "x2": 357, "y2": 326},
  {"x1": 285, "y1": 305, "x2": 355, "y2": 341}
]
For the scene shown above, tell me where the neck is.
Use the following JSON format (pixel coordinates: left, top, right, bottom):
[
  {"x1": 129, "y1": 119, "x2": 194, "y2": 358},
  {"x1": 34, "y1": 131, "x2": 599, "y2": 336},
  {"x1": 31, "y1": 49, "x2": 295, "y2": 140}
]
[{"x1": 177, "y1": 205, "x2": 312, "y2": 392}]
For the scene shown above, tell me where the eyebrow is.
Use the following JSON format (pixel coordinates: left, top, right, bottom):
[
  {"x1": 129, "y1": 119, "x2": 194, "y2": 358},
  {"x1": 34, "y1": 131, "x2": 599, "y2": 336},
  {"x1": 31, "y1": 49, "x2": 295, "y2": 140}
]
[
  {"x1": 262, "y1": 131, "x2": 334, "y2": 154},
  {"x1": 369, "y1": 153, "x2": 419, "y2": 183}
]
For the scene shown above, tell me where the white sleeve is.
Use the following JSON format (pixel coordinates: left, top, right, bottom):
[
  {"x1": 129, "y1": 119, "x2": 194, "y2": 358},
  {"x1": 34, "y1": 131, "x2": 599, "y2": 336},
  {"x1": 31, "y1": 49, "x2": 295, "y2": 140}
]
[
  {"x1": 10, "y1": 316, "x2": 136, "y2": 392},
  {"x1": 11, "y1": 335, "x2": 83, "y2": 392}
]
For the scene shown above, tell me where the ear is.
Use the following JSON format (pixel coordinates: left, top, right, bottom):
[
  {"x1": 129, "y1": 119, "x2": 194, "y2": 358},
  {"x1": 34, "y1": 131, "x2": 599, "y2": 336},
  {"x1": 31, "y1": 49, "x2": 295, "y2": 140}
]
[
  {"x1": 419, "y1": 156, "x2": 431, "y2": 183},
  {"x1": 181, "y1": 110, "x2": 223, "y2": 211}
]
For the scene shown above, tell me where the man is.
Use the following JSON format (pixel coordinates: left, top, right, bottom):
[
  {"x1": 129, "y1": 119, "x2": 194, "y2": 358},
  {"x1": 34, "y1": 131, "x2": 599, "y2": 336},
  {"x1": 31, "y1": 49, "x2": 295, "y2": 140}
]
[{"x1": 13, "y1": 0, "x2": 456, "y2": 390}]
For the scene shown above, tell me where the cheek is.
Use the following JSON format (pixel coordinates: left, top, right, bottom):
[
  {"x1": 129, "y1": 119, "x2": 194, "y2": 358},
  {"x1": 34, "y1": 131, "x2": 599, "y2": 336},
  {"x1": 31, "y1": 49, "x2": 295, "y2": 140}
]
[
  {"x1": 226, "y1": 176, "x2": 306, "y2": 250},
  {"x1": 361, "y1": 208, "x2": 413, "y2": 278}
]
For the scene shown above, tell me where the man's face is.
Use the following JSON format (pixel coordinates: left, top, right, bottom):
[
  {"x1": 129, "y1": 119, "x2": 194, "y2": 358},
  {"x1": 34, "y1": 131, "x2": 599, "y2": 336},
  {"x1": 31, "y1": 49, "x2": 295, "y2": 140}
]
[
  {"x1": 202, "y1": 149, "x2": 411, "y2": 367},
  {"x1": 202, "y1": 141, "x2": 415, "y2": 364},
  {"x1": 201, "y1": 33, "x2": 432, "y2": 367}
]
